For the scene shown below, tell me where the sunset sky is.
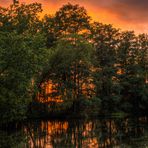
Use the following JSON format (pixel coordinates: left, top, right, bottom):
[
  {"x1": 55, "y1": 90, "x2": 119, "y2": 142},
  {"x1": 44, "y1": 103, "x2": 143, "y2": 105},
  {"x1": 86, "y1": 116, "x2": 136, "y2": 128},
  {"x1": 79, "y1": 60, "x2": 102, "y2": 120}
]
[{"x1": 0, "y1": 0, "x2": 148, "y2": 34}]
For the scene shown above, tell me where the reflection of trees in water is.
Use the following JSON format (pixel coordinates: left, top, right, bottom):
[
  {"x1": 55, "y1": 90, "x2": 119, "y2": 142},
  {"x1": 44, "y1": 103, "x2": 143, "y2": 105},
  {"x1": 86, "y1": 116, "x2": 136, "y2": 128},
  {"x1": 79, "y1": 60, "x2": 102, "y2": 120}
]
[
  {"x1": 23, "y1": 117, "x2": 148, "y2": 148},
  {"x1": 0, "y1": 125, "x2": 28, "y2": 148},
  {"x1": 1, "y1": 117, "x2": 147, "y2": 147}
]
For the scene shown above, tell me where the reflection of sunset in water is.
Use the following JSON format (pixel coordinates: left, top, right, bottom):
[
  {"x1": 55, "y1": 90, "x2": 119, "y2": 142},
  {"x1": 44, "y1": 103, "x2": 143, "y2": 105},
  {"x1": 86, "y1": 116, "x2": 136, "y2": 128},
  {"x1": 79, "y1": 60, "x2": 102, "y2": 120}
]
[{"x1": 23, "y1": 117, "x2": 148, "y2": 147}]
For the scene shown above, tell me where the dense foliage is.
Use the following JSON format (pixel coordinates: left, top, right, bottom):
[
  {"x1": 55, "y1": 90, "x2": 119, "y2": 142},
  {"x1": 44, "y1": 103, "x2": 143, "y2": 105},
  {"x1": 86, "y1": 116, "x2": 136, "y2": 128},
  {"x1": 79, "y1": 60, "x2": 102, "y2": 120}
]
[{"x1": 0, "y1": 2, "x2": 147, "y2": 123}]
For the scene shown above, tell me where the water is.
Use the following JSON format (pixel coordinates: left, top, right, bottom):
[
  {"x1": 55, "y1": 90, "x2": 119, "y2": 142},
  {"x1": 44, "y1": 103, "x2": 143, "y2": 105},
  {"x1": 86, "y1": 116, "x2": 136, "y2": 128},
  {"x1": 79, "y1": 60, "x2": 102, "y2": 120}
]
[{"x1": 0, "y1": 117, "x2": 148, "y2": 148}]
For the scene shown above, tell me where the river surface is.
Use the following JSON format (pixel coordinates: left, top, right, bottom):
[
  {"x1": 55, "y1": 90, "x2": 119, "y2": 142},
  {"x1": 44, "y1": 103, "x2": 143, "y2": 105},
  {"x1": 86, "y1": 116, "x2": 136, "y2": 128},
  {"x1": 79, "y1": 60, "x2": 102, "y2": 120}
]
[{"x1": 0, "y1": 117, "x2": 148, "y2": 148}]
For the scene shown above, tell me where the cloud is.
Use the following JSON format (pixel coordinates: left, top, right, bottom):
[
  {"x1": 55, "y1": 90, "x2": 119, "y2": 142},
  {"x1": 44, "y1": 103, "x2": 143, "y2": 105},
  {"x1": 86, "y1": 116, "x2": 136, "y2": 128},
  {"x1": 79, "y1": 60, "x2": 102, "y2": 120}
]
[
  {"x1": 42, "y1": 0, "x2": 148, "y2": 23},
  {"x1": 0, "y1": 0, "x2": 147, "y2": 33},
  {"x1": 1, "y1": 0, "x2": 148, "y2": 23},
  {"x1": 0, "y1": 0, "x2": 11, "y2": 6},
  {"x1": 85, "y1": 0, "x2": 148, "y2": 23}
]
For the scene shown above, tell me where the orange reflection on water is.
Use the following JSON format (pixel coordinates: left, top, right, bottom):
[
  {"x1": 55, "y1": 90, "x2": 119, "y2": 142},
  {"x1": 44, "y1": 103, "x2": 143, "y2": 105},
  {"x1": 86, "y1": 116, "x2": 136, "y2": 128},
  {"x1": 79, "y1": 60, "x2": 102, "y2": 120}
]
[{"x1": 24, "y1": 117, "x2": 148, "y2": 148}]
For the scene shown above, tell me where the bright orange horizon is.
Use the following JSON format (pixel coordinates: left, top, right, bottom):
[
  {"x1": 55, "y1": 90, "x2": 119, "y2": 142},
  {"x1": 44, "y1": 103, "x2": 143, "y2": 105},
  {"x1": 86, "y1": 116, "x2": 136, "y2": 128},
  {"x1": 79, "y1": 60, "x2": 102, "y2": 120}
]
[{"x1": 0, "y1": 0, "x2": 148, "y2": 34}]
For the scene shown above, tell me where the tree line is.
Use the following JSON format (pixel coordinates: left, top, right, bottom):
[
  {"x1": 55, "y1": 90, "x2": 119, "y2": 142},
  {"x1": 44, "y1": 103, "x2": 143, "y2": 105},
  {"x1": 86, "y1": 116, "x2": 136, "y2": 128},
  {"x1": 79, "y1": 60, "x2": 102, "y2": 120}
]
[{"x1": 0, "y1": 2, "x2": 148, "y2": 123}]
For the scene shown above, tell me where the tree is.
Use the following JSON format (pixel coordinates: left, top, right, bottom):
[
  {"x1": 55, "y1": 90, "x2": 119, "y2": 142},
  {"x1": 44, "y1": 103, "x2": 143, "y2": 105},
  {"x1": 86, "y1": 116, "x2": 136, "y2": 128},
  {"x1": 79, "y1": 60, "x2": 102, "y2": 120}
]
[
  {"x1": 41, "y1": 15, "x2": 57, "y2": 48},
  {"x1": 117, "y1": 31, "x2": 148, "y2": 113},
  {"x1": 137, "y1": 34, "x2": 148, "y2": 112},
  {"x1": 0, "y1": 3, "x2": 42, "y2": 34},
  {"x1": 41, "y1": 3, "x2": 91, "y2": 48},
  {"x1": 90, "y1": 22, "x2": 121, "y2": 112},
  {"x1": 0, "y1": 31, "x2": 48, "y2": 123},
  {"x1": 13, "y1": 0, "x2": 19, "y2": 5},
  {"x1": 54, "y1": 3, "x2": 91, "y2": 35},
  {"x1": 38, "y1": 34, "x2": 95, "y2": 113}
]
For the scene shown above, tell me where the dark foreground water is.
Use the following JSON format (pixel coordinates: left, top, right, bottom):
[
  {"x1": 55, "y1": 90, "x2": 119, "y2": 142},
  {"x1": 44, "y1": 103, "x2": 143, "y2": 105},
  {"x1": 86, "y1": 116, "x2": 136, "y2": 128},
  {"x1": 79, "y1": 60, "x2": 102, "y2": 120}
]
[{"x1": 0, "y1": 117, "x2": 148, "y2": 148}]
